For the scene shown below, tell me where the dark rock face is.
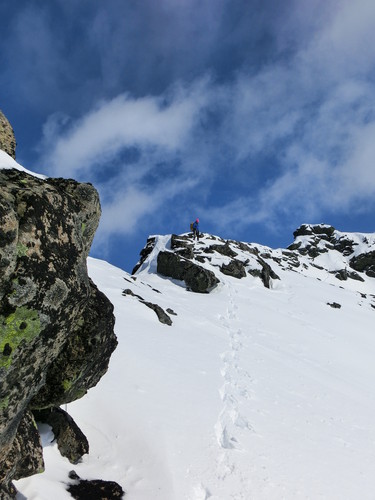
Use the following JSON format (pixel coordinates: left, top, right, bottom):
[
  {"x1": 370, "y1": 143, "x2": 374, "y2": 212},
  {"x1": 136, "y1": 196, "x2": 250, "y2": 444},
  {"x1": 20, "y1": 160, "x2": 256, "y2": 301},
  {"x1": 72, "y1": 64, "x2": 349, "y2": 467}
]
[
  {"x1": 34, "y1": 407, "x2": 89, "y2": 464},
  {"x1": 122, "y1": 289, "x2": 173, "y2": 325},
  {"x1": 170, "y1": 234, "x2": 194, "y2": 259},
  {"x1": 31, "y1": 281, "x2": 116, "y2": 408},
  {"x1": 142, "y1": 301, "x2": 173, "y2": 325},
  {"x1": 293, "y1": 224, "x2": 335, "y2": 239},
  {"x1": 327, "y1": 302, "x2": 341, "y2": 309},
  {"x1": 132, "y1": 236, "x2": 156, "y2": 274},
  {"x1": 334, "y1": 269, "x2": 364, "y2": 282},
  {"x1": 0, "y1": 110, "x2": 16, "y2": 159},
  {"x1": 248, "y1": 257, "x2": 280, "y2": 288},
  {"x1": 68, "y1": 471, "x2": 125, "y2": 499},
  {"x1": 220, "y1": 259, "x2": 247, "y2": 279},
  {"x1": 206, "y1": 242, "x2": 238, "y2": 258},
  {"x1": 350, "y1": 251, "x2": 375, "y2": 278},
  {"x1": 258, "y1": 257, "x2": 280, "y2": 288},
  {"x1": 0, "y1": 169, "x2": 117, "y2": 495},
  {"x1": 1, "y1": 410, "x2": 44, "y2": 496},
  {"x1": 157, "y1": 251, "x2": 219, "y2": 293}
]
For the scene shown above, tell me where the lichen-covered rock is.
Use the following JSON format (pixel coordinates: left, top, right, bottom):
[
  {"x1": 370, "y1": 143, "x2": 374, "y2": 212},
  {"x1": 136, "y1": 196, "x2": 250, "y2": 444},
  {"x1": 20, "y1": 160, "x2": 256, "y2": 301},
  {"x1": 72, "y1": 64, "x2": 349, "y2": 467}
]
[
  {"x1": 31, "y1": 281, "x2": 116, "y2": 408},
  {"x1": 157, "y1": 251, "x2": 219, "y2": 293},
  {"x1": 0, "y1": 110, "x2": 16, "y2": 159},
  {"x1": 0, "y1": 168, "x2": 117, "y2": 493}
]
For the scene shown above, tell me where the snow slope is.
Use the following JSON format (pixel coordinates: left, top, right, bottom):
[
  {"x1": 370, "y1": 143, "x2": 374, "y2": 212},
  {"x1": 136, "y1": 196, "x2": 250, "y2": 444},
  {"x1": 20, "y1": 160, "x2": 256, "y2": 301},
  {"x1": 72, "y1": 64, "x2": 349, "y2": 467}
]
[
  {"x1": 15, "y1": 231, "x2": 375, "y2": 499},
  {"x1": 0, "y1": 150, "x2": 46, "y2": 178}
]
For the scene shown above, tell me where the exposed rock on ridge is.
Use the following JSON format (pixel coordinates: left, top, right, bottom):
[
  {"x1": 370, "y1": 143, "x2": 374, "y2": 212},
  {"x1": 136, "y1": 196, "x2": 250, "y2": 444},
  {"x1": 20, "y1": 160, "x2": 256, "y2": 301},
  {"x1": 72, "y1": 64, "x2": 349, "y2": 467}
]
[
  {"x1": 133, "y1": 225, "x2": 375, "y2": 294},
  {"x1": 289, "y1": 223, "x2": 375, "y2": 278},
  {"x1": 134, "y1": 233, "x2": 281, "y2": 291}
]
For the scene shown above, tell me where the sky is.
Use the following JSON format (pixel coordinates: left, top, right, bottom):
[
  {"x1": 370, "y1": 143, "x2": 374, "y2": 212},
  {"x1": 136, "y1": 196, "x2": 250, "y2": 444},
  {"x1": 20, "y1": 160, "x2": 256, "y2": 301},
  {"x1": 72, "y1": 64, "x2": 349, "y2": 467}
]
[{"x1": 1, "y1": 0, "x2": 375, "y2": 271}]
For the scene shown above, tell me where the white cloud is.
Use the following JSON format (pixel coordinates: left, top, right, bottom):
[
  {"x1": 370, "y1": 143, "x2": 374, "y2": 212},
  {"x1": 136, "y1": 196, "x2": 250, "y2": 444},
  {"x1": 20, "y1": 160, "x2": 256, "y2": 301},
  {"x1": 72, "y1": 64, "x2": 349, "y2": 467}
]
[{"x1": 41, "y1": 78, "x2": 211, "y2": 178}]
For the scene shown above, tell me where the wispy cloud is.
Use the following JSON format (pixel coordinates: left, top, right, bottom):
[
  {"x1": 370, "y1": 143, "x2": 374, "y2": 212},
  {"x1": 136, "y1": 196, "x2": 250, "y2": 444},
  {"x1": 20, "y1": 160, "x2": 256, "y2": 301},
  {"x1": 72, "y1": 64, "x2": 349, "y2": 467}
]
[{"x1": 42, "y1": 79, "x2": 210, "y2": 178}]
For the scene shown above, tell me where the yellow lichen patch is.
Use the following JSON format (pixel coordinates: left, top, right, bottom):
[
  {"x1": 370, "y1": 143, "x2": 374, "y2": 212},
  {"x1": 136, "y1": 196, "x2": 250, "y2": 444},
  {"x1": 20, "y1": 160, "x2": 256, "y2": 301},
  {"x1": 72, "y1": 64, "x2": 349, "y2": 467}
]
[{"x1": 0, "y1": 307, "x2": 41, "y2": 368}]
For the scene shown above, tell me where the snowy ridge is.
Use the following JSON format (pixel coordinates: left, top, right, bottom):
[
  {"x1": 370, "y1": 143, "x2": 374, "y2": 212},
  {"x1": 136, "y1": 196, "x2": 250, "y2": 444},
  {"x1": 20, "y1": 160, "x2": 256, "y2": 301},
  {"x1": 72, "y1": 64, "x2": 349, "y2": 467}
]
[
  {"x1": 0, "y1": 149, "x2": 46, "y2": 179},
  {"x1": 15, "y1": 226, "x2": 375, "y2": 500}
]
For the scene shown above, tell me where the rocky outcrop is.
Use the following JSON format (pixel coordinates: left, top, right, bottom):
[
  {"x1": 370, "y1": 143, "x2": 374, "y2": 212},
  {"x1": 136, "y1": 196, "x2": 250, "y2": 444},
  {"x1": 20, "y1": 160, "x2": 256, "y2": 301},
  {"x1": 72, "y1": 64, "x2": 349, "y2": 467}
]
[
  {"x1": 1, "y1": 410, "x2": 44, "y2": 497},
  {"x1": 220, "y1": 259, "x2": 247, "y2": 279},
  {"x1": 205, "y1": 242, "x2": 238, "y2": 258},
  {"x1": 248, "y1": 257, "x2": 280, "y2": 289},
  {"x1": 123, "y1": 288, "x2": 173, "y2": 325},
  {"x1": 157, "y1": 251, "x2": 219, "y2": 293},
  {"x1": 132, "y1": 236, "x2": 156, "y2": 274},
  {"x1": 170, "y1": 234, "x2": 194, "y2": 259},
  {"x1": 0, "y1": 110, "x2": 16, "y2": 159},
  {"x1": 350, "y1": 251, "x2": 375, "y2": 278},
  {"x1": 293, "y1": 223, "x2": 335, "y2": 239},
  {"x1": 67, "y1": 470, "x2": 125, "y2": 499},
  {"x1": 289, "y1": 224, "x2": 375, "y2": 280},
  {"x1": 0, "y1": 168, "x2": 118, "y2": 496},
  {"x1": 34, "y1": 407, "x2": 89, "y2": 464}
]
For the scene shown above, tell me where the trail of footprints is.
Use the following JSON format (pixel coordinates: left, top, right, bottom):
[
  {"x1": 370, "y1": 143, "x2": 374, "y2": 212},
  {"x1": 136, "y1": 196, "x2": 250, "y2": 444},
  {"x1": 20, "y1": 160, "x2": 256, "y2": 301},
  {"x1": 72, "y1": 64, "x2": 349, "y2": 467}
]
[{"x1": 215, "y1": 287, "x2": 254, "y2": 457}]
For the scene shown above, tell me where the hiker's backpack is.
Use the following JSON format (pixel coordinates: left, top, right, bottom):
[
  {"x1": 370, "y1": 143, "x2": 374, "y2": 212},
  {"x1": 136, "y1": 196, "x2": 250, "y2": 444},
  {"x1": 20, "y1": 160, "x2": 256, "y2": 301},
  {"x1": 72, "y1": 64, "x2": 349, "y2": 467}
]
[{"x1": 190, "y1": 222, "x2": 194, "y2": 231}]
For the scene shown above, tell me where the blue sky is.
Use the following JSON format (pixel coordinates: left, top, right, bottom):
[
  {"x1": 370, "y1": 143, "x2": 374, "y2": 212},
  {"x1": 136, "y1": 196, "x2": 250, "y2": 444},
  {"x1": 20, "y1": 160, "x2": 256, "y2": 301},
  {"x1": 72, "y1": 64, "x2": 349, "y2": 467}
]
[{"x1": 1, "y1": 0, "x2": 375, "y2": 272}]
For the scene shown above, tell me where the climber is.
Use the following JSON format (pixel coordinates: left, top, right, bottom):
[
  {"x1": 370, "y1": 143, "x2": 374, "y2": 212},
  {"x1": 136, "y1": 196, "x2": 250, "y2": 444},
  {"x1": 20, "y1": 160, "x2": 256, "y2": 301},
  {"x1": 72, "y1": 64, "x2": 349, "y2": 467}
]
[{"x1": 192, "y1": 218, "x2": 200, "y2": 240}]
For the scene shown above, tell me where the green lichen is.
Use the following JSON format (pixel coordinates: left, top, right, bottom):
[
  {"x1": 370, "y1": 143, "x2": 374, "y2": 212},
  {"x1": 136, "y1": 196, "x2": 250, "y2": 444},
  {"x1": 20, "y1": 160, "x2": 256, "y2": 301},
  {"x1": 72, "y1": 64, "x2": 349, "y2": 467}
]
[
  {"x1": 0, "y1": 395, "x2": 9, "y2": 409},
  {"x1": 16, "y1": 243, "x2": 28, "y2": 257},
  {"x1": 0, "y1": 307, "x2": 41, "y2": 368},
  {"x1": 62, "y1": 379, "x2": 72, "y2": 391},
  {"x1": 81, "y1": 222, "x2": 86, "y2": 235}
]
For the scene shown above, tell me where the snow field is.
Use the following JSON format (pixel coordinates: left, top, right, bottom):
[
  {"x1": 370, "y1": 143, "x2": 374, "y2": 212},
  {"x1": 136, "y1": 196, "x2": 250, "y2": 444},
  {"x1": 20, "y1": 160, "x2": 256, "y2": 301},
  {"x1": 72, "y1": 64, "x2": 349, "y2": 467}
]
[{"x1": 15, "y1": 235, "x2": 375, "y2": 499}]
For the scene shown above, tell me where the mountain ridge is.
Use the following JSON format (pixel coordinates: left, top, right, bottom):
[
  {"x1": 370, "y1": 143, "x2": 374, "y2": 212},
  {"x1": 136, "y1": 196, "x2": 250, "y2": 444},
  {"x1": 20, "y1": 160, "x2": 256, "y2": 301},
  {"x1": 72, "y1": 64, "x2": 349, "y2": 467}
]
[{"x1": 133, "y1": 224, "x2": 375, "y2": 296}]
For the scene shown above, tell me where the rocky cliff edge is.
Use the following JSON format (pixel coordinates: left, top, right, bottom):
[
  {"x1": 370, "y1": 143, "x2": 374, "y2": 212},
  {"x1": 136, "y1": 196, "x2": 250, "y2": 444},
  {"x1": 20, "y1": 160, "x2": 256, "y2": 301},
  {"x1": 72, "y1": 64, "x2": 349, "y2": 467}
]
[{"x1": 0, "y1": 118, "x2": 119, "y2": 497}]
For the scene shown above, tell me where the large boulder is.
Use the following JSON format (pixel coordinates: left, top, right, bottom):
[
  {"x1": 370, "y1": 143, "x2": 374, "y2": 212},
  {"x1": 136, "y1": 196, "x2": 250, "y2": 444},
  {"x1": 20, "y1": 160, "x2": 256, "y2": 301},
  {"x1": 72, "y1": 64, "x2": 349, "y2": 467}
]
[
  {"x1": 157, "y1": 251, "x2": 219, "y2": 293},
  {"x1": 0, "y1": 168, "x2": 117, "y2": 495}
]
